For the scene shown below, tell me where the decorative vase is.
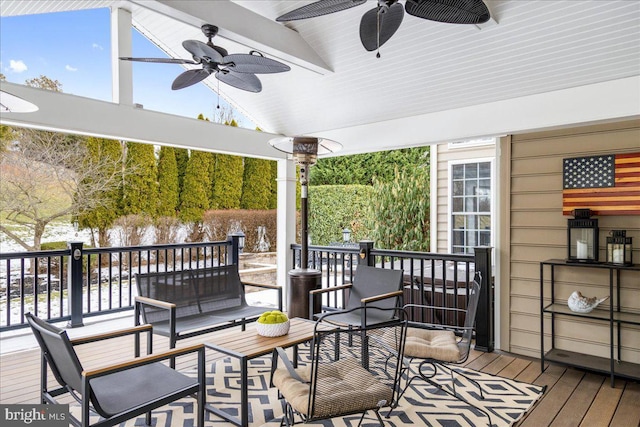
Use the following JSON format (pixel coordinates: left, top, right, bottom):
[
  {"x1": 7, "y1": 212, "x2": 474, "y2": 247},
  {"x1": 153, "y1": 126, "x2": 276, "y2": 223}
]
[
  {"x1": 567, "y1": 291, "x2": 609, "y2": 313},
  {"x1": 256, "y1": 319, "x2": 290, "y2": 337}
]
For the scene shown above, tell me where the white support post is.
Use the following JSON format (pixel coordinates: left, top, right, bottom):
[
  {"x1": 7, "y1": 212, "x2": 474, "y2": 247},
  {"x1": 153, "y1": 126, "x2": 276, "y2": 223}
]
[
  {"x1": 276, "y1": 158, "x2": 297, "y2": 311},
  {"x1": 111, "y1": 7, "x2": 133, "y2": 106}
]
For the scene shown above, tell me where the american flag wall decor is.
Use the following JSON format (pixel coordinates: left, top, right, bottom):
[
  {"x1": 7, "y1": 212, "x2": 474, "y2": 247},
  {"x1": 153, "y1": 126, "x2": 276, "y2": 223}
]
[{"x1": 562, "y1": 152, "x2": 640, "y2": 216}]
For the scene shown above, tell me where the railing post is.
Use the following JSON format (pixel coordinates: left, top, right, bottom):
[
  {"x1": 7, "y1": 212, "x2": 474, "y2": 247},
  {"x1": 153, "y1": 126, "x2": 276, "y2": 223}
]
[
  {"x1": 228, "y1": 232, "x2": 245, "y2": 266},
  {"x1": 67, "y1": 241, "x2": 84, "y2": 328},
  {"x1": 358, "y1": 240, "x2": 375, "y2": 266},
  {"x1": 473, "y1": 246, "x2": 494, "y2": 352}
]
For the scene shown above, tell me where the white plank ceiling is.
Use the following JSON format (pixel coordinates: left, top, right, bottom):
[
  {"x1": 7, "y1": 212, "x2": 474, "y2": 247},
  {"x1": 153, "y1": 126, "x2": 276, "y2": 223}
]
[{"x1": 1, "y1": 0, "x2": 639, "y2": 155}]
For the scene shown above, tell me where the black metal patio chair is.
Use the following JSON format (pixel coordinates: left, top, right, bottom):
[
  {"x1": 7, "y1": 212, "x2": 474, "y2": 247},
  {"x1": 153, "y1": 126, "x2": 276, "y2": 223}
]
[
  {"x1": 309, "y1": 265, "x2": 404, "y2": 325},
  {"x1": 272, "y1": 307, "x2": 407, "y2": 427},
  {"x1": 26, "y1": 312, "x2": 205, "y2": 427},
  {"x1": 387, "y1": 272, "x2": 492, "y2": 424}
]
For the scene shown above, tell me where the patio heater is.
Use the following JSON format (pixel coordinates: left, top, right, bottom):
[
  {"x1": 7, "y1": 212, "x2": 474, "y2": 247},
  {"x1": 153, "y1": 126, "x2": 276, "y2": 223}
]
[{"x1": 269, "y1": 136, "x2": 342, "y2": 319}]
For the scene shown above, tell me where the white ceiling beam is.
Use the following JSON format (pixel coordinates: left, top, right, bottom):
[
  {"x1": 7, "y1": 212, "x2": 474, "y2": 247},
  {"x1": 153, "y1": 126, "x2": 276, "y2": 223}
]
[
  {"x1": 0, "y1": 82, "x2": 287, "y2": 160},
  {"x1": 131, "y1": 0, "x2": 333, "y2": 75},
  {"x1": 315, "y1": 76, "x2": 640, "y2": 156}
]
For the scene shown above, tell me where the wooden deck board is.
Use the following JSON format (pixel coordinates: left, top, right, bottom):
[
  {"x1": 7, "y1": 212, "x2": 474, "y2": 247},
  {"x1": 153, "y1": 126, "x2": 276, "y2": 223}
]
[
  {"x1": 1, "y1": 330, "x2": 637, "y2": 426},
  {"x1": 549, "y1": 373, "x2": 604, "y2": 427},
  {"x1": 579, "y1": 380, "x2": 625, "y2": 427},
  {"x1": 520, "y1": 369, "x2": 585, "y2": 427},
  {"x1": 609, "y1": 382, "x2": 640, "y2": 427},
  {"x1": 496, "y1": 357, "x2": 532, "y2": 380}
]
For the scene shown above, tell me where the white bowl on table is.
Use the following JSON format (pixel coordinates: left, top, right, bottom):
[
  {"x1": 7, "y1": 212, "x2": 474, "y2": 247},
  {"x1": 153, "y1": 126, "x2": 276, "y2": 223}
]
[{"x1": 256, "y1": 319, "x2": 290, "y2": 337}]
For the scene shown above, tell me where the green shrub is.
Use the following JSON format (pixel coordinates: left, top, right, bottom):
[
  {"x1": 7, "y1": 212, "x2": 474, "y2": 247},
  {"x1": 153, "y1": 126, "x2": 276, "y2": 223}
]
[
  {"x1": 368, "y1": 166, "x2": 430, "y2": 251},
  {"x1": 308, "y1": 185, "x2": 374, "y2": 245}
]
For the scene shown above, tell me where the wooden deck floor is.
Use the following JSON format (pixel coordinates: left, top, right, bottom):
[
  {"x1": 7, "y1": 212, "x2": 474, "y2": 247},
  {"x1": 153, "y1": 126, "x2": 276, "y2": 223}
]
[{"x1": 1, "y1": 326, "x2": 638, "y2": 427}]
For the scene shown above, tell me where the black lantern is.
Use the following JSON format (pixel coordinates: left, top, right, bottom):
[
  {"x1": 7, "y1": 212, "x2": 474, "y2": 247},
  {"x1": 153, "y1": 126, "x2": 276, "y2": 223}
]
[
  {"x1": 342, "y1": 227, "x2": 351, "y2": 243},
  {"x1": 606, "y1": 230, "x2": 633, "y2": 266},
  {"x1": 567, "y1": 209, "x2": 598, "y2": 263}
]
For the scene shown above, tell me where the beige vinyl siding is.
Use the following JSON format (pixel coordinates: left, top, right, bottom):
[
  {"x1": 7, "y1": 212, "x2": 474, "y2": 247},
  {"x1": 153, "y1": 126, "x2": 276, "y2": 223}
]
[
  {"x1": 435, "y1": 142, "x2": 496, "y2": 253},
  {"x1": 504, "y1": 120, "x2": 640, "y2": 361}
]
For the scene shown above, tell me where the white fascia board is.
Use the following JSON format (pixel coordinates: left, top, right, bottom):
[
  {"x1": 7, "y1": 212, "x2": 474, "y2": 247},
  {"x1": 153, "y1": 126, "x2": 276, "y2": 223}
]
[
  {"x1": 315, "y1": 76, "x2": 640, "y2": 155},
  {"x1": 135, "y1": 0, "x2": 332, "y2": 75},
  {"x1": 0, "y1": 82, "x2": 287, "y2": 160}
]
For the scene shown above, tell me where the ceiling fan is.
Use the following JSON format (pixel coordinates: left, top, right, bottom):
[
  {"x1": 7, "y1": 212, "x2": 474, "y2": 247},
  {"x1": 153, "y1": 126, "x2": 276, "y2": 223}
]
[
  {"x1": 276, "y1": 0, "x2": 491, "y2": 57},
  {"x1": 120, "y1": 24, "x2": 290, "y2": 92}
]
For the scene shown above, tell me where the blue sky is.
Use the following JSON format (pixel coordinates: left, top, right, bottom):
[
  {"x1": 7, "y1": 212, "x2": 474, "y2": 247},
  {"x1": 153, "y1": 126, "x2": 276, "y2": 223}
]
[{"x1": 0, "y1": 7, "x2": 254, "y2": 127}]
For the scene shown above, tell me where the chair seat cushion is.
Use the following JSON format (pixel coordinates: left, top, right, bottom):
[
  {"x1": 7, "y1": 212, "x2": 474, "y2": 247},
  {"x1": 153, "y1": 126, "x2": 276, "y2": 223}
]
[
  {"x1": 404, "y1": 328, "x2": 460, "y2": 362},
  {"x1": 273, "y1": 357, "x2": 393, "y2": 418},
  {"x1": 90, "y1": 362, "x2": 198, "y2": 417}
]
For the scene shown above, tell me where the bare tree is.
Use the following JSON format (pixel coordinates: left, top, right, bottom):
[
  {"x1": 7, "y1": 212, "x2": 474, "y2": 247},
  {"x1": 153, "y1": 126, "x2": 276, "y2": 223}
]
[
  {"x1": 213, "y1": 104, "x2": 237, "y2": 125},
  {"x1": 0, "y1": 75, "x2": 125, "y2": 252},
  {"x1": 0, "y1": 132, "x2": 124, "y2": 251}
]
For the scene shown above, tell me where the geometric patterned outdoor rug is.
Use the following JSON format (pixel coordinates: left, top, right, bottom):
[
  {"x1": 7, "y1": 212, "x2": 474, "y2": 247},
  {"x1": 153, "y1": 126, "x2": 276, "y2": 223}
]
[{"x1": 81, "y1": 347, "x2": 545, "y2": 427}]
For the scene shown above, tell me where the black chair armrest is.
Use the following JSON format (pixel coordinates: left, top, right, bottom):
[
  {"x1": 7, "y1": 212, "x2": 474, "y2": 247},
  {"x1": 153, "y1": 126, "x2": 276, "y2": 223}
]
[
  {"x1": 309, "y1": 284, "x2": 354, "y2": 318},
  {"x1": 71, "y1": 324, "x2": 153, "y2": 358},
  {"x1": 83, "y1": 344, "x2": 205, "y2": 380},
  {"x1": 70, "y1": 324, "x2": 153, "y2": 345},
  {"x1": 309, "y1": 284, "x2": 352, "y2": 296},
  {"x1": 135, "y1": 296, "x2": 176, "y2": 310},
  {"x1": 134, "y1": 296, "x2": 178, "y2": 349},
  {"x1": 361, "y1": 290, "x2": 403, "y2": 305},
  {"x1": 244, "y1": 282, "x2": 283, "y2": 310}
]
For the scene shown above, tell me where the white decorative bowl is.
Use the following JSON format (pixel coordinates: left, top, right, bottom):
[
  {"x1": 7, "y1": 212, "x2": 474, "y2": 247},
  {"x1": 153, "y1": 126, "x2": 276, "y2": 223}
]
[{"x1": 256, "y1": 319, "x2": 290, "y2": 337}]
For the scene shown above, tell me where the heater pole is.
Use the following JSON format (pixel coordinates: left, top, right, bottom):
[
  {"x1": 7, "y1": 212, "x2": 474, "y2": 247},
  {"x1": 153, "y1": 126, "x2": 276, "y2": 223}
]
[
  {"x1": 300, "y1": 183, "x2": 309, "y2": 268},
  {"x1": 268, "y1": 136, "x2": 342, "y2": 319}
]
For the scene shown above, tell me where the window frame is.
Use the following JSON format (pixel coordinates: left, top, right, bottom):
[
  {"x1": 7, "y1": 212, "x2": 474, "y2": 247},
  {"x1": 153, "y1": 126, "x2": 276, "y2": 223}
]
[{"x1": 447, "y1": 157, "x2": 495, "y2": 255}]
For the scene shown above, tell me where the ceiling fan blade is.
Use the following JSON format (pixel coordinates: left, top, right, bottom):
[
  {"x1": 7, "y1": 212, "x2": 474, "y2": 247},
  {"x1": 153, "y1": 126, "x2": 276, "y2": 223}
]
[
  {"x1": 360, "y1": 3, "x2": 404, "y2": 51},
  {"x1": 119, "y1": 57, "x2": 198, "y2": 65},
  {"x1": 216, "y1": 71, "x2": 262, "y2": 93},
  {"x1": 405, "y1": 0, "x2": 490, "y2": 24},
  {"x1": 172, "y1": 69, "x2": 211, "y2": 90},
  {"x1": 276, "y1": 0, "x2": 367, "y2": 21},
  {"x1": 223, "y1": 53, "x2": 291, "y2": 74},
  {"x1": 182, "y1": 40, "x2": 224, "y2": 63}
]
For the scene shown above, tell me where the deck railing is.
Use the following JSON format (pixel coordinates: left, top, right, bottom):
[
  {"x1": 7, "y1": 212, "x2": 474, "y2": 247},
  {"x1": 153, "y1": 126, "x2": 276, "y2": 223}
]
[
  {"x1": 292, "y1": 241, "x2": 494, "y2": 351},
  {"x1": 0, "y1": 239, "x2": 234, "y2": 331},
  {"x1": 1, "y1": 238, "x2": 493, "y2": 352}
]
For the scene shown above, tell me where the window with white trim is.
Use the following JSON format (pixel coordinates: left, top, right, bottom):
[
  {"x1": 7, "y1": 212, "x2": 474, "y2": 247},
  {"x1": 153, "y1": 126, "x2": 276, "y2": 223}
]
[{"x1": 451, "y1": 161, "x2": 492, "y2": 254}]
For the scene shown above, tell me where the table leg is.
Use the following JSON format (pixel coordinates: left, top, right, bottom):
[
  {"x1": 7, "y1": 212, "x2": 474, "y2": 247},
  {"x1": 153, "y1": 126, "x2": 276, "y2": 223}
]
[{"x1": 240, "y1": 356, "x2": 248, "y2": 427}]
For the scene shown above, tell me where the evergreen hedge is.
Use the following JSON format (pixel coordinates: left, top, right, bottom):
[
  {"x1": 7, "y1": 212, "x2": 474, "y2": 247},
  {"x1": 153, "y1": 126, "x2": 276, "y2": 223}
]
[
  {"x1": 241, "y1": 158, "x2": 272, "y2": 209},
  {"x1": 179, "y1": 150, "x2": 210, "y2": 223},
  {"x1": 308, "y1": 185, "x2": 374, "y2": 245},
  {"x1": 121, "y1": 141, "x2": 158, "y2": 217},
  {"x1": 157, "y1": 146, "x2": 179, "y2": 217}
]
